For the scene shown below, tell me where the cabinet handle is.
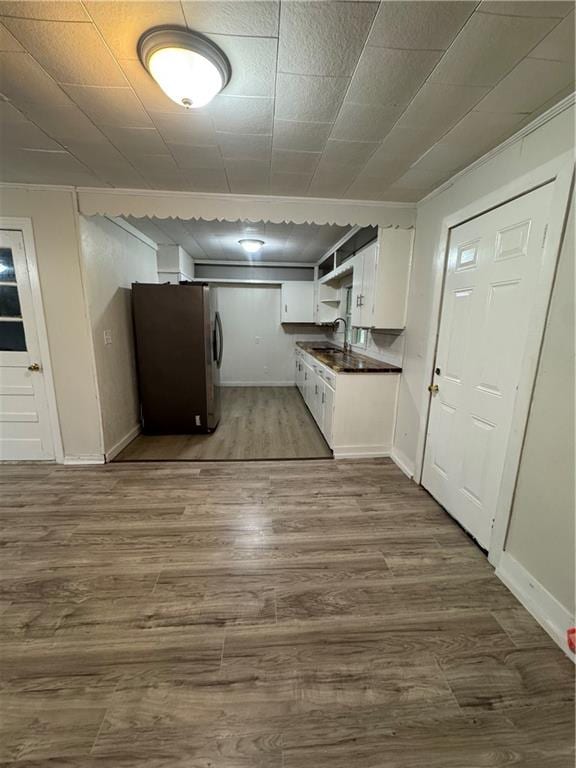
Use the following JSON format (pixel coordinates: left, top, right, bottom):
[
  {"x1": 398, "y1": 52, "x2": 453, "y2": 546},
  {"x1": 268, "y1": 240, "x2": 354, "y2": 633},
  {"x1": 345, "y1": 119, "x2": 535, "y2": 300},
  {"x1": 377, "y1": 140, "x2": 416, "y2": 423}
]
[
  {"x1": 356, "y1": 295, "x2": 360, "y2": 307},
  {"x1": 315, "y1": 384, "x2": 318, "y2": 394},
  {"x1": 285, "y1": 304, "x2": 288, "y2": 313},
  {"x1": 359, "y1": 294, "x2": 364, "y2": 307},
  {"x1": 321, "y1": 392, "x2": 325, "y2": 403}
]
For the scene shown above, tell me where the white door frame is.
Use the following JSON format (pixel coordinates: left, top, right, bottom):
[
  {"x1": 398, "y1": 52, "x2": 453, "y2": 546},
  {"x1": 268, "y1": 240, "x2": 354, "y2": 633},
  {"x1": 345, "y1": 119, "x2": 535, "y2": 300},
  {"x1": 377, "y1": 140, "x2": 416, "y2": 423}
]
[
  {"x1": 0, "y1": 217, "x2": 64, "y2": 463},
  {"x1": 413, "y1": 152, "x2": 574, "y2": 569}
]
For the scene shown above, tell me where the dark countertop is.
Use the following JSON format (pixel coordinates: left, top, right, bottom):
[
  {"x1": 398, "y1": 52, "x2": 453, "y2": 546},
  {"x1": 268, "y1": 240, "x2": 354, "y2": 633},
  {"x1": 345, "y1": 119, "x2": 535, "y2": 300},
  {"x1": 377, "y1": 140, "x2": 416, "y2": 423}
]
[{"x1": 296, "y1": 342, "x2": 402, "y2": 374}]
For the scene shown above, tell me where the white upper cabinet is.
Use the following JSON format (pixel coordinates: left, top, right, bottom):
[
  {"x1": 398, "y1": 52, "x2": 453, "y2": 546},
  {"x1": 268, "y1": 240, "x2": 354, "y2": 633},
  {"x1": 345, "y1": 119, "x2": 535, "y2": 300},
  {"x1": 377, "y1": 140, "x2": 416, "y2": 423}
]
[
  {"x1": 351, "y1": 242, "x2": 378, "y2": 329},
  {"x1": 281, "y1": 281, "x2": 315, "y2": 323}
]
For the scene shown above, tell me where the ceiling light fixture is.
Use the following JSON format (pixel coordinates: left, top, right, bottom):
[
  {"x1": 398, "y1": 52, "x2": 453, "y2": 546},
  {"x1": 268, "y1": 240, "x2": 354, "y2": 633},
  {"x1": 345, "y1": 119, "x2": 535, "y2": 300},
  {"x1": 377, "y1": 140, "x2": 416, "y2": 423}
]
[
  {"x1": 138, "y1": 27, "x2": 231, "y2": 109},
  {"x1": 239, "y1": 239, "x2": 265, "y2": 254}
]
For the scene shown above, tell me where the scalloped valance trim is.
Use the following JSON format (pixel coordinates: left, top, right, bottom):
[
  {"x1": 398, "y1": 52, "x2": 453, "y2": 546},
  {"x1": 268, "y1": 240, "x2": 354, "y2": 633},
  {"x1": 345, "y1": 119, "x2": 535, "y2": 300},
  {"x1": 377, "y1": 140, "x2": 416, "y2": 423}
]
[{"x1": 76, "y1": 188, "x2": 416, "y2": 229}]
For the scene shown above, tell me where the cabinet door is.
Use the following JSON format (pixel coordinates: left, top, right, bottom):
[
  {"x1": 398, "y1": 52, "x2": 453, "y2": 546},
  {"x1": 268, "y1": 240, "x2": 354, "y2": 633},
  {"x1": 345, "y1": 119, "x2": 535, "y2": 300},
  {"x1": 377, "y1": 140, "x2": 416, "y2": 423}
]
[
  {"x1": 281, "y1": 282, "x2": 315, "y2": 323},
  {"x1": 359, "y1": 242, "x2": 378, "y2": 328},
  {"x1": 311, "y1": 369, "x2": 322, "y2": 425},
  {"x1": 303, "y1": 362, "x2": 313, "y2": 406},
  {"x1": 295, "y1": 357, "x2": 300, "y2": 388},
  {"x1": 351, "y1": 254, "x2": 363, "y2": 328},
  {"x1": 322, "y1": 382, "x2": 335, "y2": 446}
]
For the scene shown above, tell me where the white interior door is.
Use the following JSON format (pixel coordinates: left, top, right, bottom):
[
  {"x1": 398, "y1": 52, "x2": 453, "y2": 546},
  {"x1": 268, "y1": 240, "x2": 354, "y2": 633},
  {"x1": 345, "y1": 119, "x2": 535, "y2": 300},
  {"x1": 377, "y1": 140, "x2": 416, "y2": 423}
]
[
  {"x1": 422, "y1": 183, "x2": 554, "y2": 549},
  {"x1": 0, "y1": 230, "x2": 55, "y2": 460}
]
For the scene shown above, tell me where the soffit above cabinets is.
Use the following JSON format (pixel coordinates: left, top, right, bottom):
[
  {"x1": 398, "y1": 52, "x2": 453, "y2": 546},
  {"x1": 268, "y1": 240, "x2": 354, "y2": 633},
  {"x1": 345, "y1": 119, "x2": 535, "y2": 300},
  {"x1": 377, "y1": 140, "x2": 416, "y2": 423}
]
[
  {"x1": 123, "y1": 216, "x2": 352, "y2": 264},
  {"x1": 0, "y1": 1, "x2": 573, "y2": 201}
]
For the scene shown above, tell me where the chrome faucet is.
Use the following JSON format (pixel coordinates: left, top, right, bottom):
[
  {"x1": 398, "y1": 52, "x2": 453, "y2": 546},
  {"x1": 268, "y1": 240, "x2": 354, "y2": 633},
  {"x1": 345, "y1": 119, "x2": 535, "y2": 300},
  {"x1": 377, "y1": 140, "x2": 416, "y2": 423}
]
[{"x1": 333, "y1": 317, "x2": 351, "y2": 353}]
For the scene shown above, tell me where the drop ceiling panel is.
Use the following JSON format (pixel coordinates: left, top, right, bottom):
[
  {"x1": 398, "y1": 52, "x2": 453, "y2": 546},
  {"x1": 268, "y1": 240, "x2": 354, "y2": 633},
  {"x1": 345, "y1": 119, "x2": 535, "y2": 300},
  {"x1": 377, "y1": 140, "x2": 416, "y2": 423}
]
[
  {"x1": 275, "y1": 72, "x2": 349, "y2": 122},
  {"x1": 272, "y1": 119, "x2": 332, "y2": 152},
  {"x1": 0, "y1": 0, "x2": 572, "y2": 202},
  {"x1": 2, "y1": 17, "x2": 128, "y2": 86},
  {"x1": 278, "y1": 1, "x2": 376, "y2": 77},
  {"x1": 429, "y1": 12, "x2": 559, "y2": 87},
  {"x1": 61, "y1": 85, "x2": 154, "y2": 127},
  {"x1": 181, "y1": 1, "x2": 280, "y2": 38},
  {"x1": 368, "y1": 1, "x2": 477, "y2": 50},
  {"x1": 347, "y1": 47, "x2": 443, "y2": 107}
]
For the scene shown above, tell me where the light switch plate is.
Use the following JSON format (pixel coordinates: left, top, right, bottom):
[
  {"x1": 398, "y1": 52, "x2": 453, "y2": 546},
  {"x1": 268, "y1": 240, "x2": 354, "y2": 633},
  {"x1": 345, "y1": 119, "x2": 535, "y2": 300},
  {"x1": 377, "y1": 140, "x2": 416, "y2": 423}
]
[{"x1": 103, "y1": 329, "x2": 112, "y2": 345}]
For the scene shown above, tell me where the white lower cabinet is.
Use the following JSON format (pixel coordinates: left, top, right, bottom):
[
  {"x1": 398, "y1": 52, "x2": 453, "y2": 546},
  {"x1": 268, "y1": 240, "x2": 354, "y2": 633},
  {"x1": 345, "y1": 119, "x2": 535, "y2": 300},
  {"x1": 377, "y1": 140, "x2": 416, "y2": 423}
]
[{"x1": 295, "y1": 346, "x2": 399, "y2": 457}]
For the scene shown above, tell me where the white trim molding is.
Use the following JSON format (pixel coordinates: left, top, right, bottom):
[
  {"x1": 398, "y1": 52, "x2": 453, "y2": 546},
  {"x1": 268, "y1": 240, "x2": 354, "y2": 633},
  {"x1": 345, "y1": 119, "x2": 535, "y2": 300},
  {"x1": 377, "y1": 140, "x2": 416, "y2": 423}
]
[
  {"x1": 76, "y1": 188, "x2": 416, "y2": 229},
  {"x1": 221, "y1": 381, "x2": 296, "y2": 387},
  {"x1": 63, "y1": 454, "x2": 105, "y2": 465},
  {"x1": 333, "y1": 445, "x2": 391, "y2": 459},
  {"x1": 105, "y1": 423, "x2": 141, "y2": 462},
  {"x1": 390, "y1": 447, "x2": 414, "y2": 479},
  {"x1": 497, "y1": 552, "x2": 575, "y2": 660}
]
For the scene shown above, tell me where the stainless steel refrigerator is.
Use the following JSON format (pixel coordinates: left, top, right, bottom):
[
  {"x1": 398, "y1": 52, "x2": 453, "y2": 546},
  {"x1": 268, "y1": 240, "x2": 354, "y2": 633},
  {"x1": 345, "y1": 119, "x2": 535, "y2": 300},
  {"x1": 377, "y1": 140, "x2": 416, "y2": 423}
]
[{"x1": 131, "y1": 282, "x2": 223, "y2": 434}]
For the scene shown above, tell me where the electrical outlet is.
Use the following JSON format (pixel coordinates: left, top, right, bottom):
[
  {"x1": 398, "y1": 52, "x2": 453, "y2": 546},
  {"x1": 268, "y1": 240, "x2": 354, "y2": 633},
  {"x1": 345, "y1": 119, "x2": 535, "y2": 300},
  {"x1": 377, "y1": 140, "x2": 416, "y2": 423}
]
[{"x1": 103, "y1": 329, "x2": 112, "y2": 345}]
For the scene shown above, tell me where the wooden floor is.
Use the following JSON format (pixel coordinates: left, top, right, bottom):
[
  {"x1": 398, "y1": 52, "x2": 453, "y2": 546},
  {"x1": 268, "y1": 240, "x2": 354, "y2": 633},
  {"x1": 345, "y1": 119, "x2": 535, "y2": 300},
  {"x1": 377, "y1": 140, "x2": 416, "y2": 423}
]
[
  {"x1": 116, "y1": 386, "x2": 332, "y2": 461},
  {"x1": 0, "y1": 458, "x2": 573, "y2": 766}
]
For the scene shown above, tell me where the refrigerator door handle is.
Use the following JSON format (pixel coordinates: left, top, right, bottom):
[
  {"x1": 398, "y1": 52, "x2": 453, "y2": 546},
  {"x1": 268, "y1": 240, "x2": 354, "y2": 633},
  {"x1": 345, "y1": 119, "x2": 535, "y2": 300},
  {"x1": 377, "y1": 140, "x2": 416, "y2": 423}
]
[{"x1": 215, "y1": 311, "x2": 224, "y2": 369}]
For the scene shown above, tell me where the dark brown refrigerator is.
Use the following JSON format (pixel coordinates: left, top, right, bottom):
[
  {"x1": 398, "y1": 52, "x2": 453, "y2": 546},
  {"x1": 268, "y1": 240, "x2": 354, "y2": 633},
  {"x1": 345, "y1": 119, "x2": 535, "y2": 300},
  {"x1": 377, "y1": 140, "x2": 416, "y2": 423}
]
[{"x1": 131, "y1": 283, "x2": 223, "y2": 434}]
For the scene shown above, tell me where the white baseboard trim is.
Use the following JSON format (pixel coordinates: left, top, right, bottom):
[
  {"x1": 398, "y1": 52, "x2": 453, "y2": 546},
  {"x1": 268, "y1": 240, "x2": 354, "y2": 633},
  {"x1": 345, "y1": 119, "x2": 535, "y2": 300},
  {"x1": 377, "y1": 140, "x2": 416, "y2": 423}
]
[
  {"x1": 333, "y1": 445, "x2": 391, "y2": 459},
  {"x1": 63, "y1": 454, "x2": 105, "y2": 465},
  {"x1": 105, "y1": 423, "x2": 141, "y2": 462},
  {"x1": 390, "y1": 447, "x2": 415, "y2": 479},
  {"x1": 222, "y1": 381, "x2": 296, "y2": 387},
  {"x1": 497, "y1": 551, "x2": 575, "y2": 660}
]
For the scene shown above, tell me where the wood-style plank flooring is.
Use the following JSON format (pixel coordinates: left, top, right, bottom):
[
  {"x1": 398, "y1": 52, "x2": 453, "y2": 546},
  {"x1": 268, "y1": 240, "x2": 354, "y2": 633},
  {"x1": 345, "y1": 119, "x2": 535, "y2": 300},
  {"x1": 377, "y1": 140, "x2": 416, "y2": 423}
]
[
  {"x1": 0, "y1": 458, "x2": 573, "y2": 766},
  {"x1": 116, "y1": 386, "x2": 332, "y2": 461}
]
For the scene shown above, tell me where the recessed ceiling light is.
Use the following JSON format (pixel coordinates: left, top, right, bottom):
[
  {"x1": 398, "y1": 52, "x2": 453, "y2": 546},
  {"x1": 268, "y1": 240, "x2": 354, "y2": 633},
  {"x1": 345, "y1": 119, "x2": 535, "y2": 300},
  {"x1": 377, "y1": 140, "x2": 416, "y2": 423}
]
[
  {"x1": 138, "y1": 27, "x2": 231, "y2": 109},
  {"x1": 239, "y1": 239, "x2": 265, "y2": 254}
]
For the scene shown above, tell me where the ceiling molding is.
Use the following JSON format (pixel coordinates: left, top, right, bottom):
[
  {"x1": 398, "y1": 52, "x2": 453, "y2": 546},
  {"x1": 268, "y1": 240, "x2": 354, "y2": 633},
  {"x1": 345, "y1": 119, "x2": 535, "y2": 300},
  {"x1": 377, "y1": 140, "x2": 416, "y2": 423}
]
[{"x1": 75, "y1": 187, "x2": 416, "y2": 228}]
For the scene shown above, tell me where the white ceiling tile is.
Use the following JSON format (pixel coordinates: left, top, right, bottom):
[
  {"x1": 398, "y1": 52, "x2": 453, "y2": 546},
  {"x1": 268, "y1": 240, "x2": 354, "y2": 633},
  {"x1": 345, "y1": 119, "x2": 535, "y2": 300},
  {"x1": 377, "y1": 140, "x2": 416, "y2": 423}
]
[
  {"x1": 529, "y1": 10, "x2": 574, "y2": 61},
  {"x1": 479, "y1": 2, "x2": 573, "y2": 18},
  {"x1": 392, "y1": 166, "x2": 450, "y2": 191},
  {"x1": 0, "y1": 2, "x2": 89, "y2": 21},
  {"x1": 308, "y1": 164, "x2": 358, "y2": 198},
  {"x1": 0, "y1": 119, "x2": 62, "y2": 150},
  {"x1": 437, "y1": 110, "x2": 529, "y2": 154},
  {"x1": 270, "y1": 172, "x2": 312, "y2": 196},
  {"x1": 345, "y1": 175, "x2": 390, "y2": 201},
  {"x1": 213, "y1": 34, "x2": 277, "y2": 98},
  {"x1": 151, "y1": 111, "x2": 217, "y2": 147},
  {"x1": 271, "y1": 149, "x2": 320, "y2": 175},
  {"x1": 16, "y1": 101, "x2": 106, "y2": 144},
  {"x1": 475, "y1": 57, "x2": 574, "y2": 114},
  {"x1": 225, "y1": 158, "x2": 270, "y2": 194},
  {"x1": 217, "y1": 132, "x2": 272, "y2": 161},
  {"x1": 0, "y1": 99, "x2": 25, "y2": 122},
  {"x1": 0, "y1": 51, "x2": 70, "y2": 105},
  {"x1": 209, "y1": 95, "x2": 274, "y2": 134},
  {"x1": 347, "y1": 47, "x2": 443, "y2": 107},
  {"x1": 84, "y1": 1, "x2": 186, "y2": 60},
  {"x1": 320, "y1": 139, "x2": 378, "y2": 169},
  {"x1": 376, "y1": 186, "x2": 426, "y2": 203},
  {"x1": 275, "y1": 72, "x2": 349, "y2": 122},
  {"x1": 0, "y1": 21, "x2": 22, "y2": 50},
  {"x1": 2, "y1": 17, "x2": 128, "y2": 86},
  {"x1": 397, "y1": 82, "x2": 490, "y2": 143},
  {"x1": 119, "y1": 59, "x2": 187, "y2": 114},
  {"x1": 126, "y1": 217, "x2": 175, "y2": 244},
  {"x1": 185, "y1": 167, "x2": 230, "y2": 194},
  {"x1": 429, "y1": 12, "x2": 559, "y2": 87},
  {"x1": 1, "y1": 148, "x2": 101, "y2": 185},
  {"x1": 181, "y1": 1, "x2": 279, "y2": 38},
  {"x1": 278, "y1": 1, "x2": 376, "y2": 77},
  {"x1": 166, "y1": 143, "x2": 224, "y2": 170},
  {"x1": 64, "y1": 140, "x2": 148, "y2": 187},
  {"x1": 368, "y1": 1, "x2": 477, "y2": 50},
  {"x1": 100, "y1": 126, "x2": 167, "y2": 156},
  {"x1": 131, "y1": 155, "x2": 188, "y2": 191},
  {"x1": 330, "y1": 102, "x2": 402, "y2": 142},
  {"x1": 61, "y1": 84, "x2": 153, "y2": 127},
  {"x1": 272, "y1": 119, "x2": 332, "y2": 152}
]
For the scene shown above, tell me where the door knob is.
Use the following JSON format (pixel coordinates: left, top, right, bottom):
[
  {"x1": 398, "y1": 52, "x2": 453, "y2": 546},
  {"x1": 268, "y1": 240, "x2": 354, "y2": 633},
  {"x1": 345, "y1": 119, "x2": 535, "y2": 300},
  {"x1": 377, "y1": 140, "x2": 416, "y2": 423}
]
[
  {"x1": 428, "y1": 383, "x2": 439, "y2": 393},
  {"x1": 28, "y1": 362, "x2": 41, "y2": 372}
]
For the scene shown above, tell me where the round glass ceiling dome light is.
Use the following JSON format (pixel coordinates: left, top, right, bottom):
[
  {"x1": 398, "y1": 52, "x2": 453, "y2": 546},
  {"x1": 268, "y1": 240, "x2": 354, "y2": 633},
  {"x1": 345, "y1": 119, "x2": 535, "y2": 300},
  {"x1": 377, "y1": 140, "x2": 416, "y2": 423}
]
[
  {"x1": 138, "y1": 27, "x2": 231, "y2": 109},
  {"x1": 239, "y1": 239, "x2": 265, "y2": 254}
]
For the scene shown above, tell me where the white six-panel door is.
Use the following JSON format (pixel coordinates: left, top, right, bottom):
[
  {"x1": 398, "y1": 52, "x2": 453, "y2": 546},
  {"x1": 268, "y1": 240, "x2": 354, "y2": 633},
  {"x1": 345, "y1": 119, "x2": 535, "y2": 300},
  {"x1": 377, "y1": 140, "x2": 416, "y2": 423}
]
[
  {"x1": 0, "y1": 230, "x2": 55, "y2": 460},
  {"x1": 422, "y1": 183, "x2": 554, "y2": 549}
]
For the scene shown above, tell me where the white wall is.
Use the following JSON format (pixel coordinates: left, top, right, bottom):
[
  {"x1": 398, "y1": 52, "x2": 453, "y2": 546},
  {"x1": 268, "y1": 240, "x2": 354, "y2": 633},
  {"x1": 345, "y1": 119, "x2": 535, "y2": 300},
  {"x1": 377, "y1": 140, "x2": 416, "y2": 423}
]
[
  {"x1": 394, "y1": 105, "x2": 575, "y2": 476},
  {"x1": 215, "y1": 284, "x2": 328, "y2": 386},
  {"x1": 0, "y1": 186, "x2": 102, "y2": 460},
  {"x1": 80, "y1": 215, "x2": 158, "y2": 457},
  {"x1": 157, "y1": 244, "x2": 194, "y2": 283},
  {"x1": 505, "y1": 191, "x2": 574, "y2": 615}
]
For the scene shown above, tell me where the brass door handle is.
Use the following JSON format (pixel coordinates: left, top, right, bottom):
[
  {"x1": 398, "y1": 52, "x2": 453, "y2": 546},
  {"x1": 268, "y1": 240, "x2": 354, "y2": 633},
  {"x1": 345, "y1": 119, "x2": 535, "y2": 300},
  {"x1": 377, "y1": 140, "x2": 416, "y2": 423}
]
[
  {"x1": 28, "y1": 363, "x2": 41, "y2": 372},
  {"x1": 428, "y1": 383, "x2": 439, "y2": 393}
]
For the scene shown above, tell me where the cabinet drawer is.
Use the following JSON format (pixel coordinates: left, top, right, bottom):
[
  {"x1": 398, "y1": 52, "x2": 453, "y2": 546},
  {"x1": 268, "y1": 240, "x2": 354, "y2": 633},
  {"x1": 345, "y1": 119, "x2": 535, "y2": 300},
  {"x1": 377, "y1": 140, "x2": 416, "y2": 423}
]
[{"x1": 320, "y1": 368, "x2": 336, "y2": 388}]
